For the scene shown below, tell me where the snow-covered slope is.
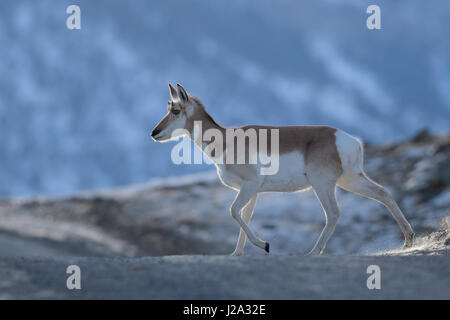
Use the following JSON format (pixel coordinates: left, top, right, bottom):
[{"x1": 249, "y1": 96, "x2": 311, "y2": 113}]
[
  {"x1": 0, "y1": 131, "x2": 448, "y2": 256},
  {"x1": 0, "y1": 0, "x2": 449, "y2": 196}
]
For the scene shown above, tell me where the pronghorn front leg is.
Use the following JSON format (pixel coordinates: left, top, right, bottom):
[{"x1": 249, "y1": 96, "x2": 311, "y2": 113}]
[
  {"x1": 230, "y1": 185, "x2": 268, "y2": 253},
  {"x1": 231, "y1": 194, "x2": 258, "y2": 256}
]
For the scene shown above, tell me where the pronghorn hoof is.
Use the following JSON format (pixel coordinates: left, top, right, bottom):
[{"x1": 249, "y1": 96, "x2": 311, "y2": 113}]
[
  {"x1": 403, "y1": 233, "x2": 415, "y2": 248},
  {"x1": 403, "y1": 242, "x2": 413, "y2": 248},
  {"x1": 264, "y1": 242, "x2": 270, "y2": 253},
  {"x1": 306, "y1": 249, "x2": 321, "y2": 256}
]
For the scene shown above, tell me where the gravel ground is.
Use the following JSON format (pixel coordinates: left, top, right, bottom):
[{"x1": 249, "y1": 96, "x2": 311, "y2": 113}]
[{"x1": 0, "y1": 254, "x2": 448, "y2": 299}]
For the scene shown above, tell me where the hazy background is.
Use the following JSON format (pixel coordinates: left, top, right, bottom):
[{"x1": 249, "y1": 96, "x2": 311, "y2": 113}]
[{"x1": 0, "y1": 0, "x2": 449, "y2": 197}]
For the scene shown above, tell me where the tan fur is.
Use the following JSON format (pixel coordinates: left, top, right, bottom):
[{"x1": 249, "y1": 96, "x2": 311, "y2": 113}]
[{"x1": 179, "y1": 97, "x2": 343, "y2": 178}]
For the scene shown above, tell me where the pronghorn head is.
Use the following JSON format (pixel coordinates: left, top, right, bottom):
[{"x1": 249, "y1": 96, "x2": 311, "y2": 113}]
[{"x1": 151, "y1": 83, "x2": 199, "y2": 142}]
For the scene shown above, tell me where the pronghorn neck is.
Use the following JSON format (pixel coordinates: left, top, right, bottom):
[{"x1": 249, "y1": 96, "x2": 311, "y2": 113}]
[
  {"x1": 188, "y1": 106, "x2": 227, "y2": 164},
  {"x1": 198, "y1": 108, "x2": 224, "y2": 133},
  {"x1": 190, "y1": 108, "x2": 225, "y2": 148}
]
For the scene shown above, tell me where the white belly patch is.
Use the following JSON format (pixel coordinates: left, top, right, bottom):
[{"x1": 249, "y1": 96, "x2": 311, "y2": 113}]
[{"x1": 260, "y1": 152, "x2": 309, "y2": 192}]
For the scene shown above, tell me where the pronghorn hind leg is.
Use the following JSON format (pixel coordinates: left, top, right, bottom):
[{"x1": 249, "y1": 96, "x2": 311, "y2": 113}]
[
  {"x1": 231, "y1": 195, "x2": 258, "y2": 256},
  {"x1": 307, "y1": 171, "x2": 340, "y2": 255},
  {"x1": 338, "y1": 172, "x2": 414, "y2": 247},
  {"x1": 230, "y1": 185, "x2": 268, "y2": 253}
]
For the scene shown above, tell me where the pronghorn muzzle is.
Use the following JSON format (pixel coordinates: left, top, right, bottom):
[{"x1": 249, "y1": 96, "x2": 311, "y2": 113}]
[{"x1": 151, "y1": 128, "x2": 161, "y2": 137}]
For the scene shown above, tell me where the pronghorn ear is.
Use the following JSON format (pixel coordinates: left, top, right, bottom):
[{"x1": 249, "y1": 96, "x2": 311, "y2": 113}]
[
  {"x1": 177, "y1": 83, "x2": 189, "y2": 103},
  {"x1": 168, "y1": 83, "x2": 178, "y2": 101}
]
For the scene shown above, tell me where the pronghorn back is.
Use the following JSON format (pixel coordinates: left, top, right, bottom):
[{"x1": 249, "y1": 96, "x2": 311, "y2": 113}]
[{"x1": 218, "y1": 125, "x2": 347, "y2": 191}]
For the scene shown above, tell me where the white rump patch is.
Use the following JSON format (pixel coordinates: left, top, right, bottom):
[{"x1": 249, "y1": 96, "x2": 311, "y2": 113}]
[{"x1": 335, "y1": 130, "x2": 363, "y2": 173}]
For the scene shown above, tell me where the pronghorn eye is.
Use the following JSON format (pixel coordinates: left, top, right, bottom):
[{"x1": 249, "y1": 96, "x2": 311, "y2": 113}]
[{"x1": 171, "y1": 109, "x2": 181, "y2": 115}]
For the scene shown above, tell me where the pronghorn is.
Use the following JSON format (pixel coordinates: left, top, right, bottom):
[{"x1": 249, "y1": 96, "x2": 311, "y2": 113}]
[{"x1": 151, "y1": 83, "x2": 415, "y2": 255}]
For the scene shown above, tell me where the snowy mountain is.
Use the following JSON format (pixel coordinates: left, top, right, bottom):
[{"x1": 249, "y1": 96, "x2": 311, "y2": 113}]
[{"x1": 0, "y1": 0, "x2": 449, "y2": 196}]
